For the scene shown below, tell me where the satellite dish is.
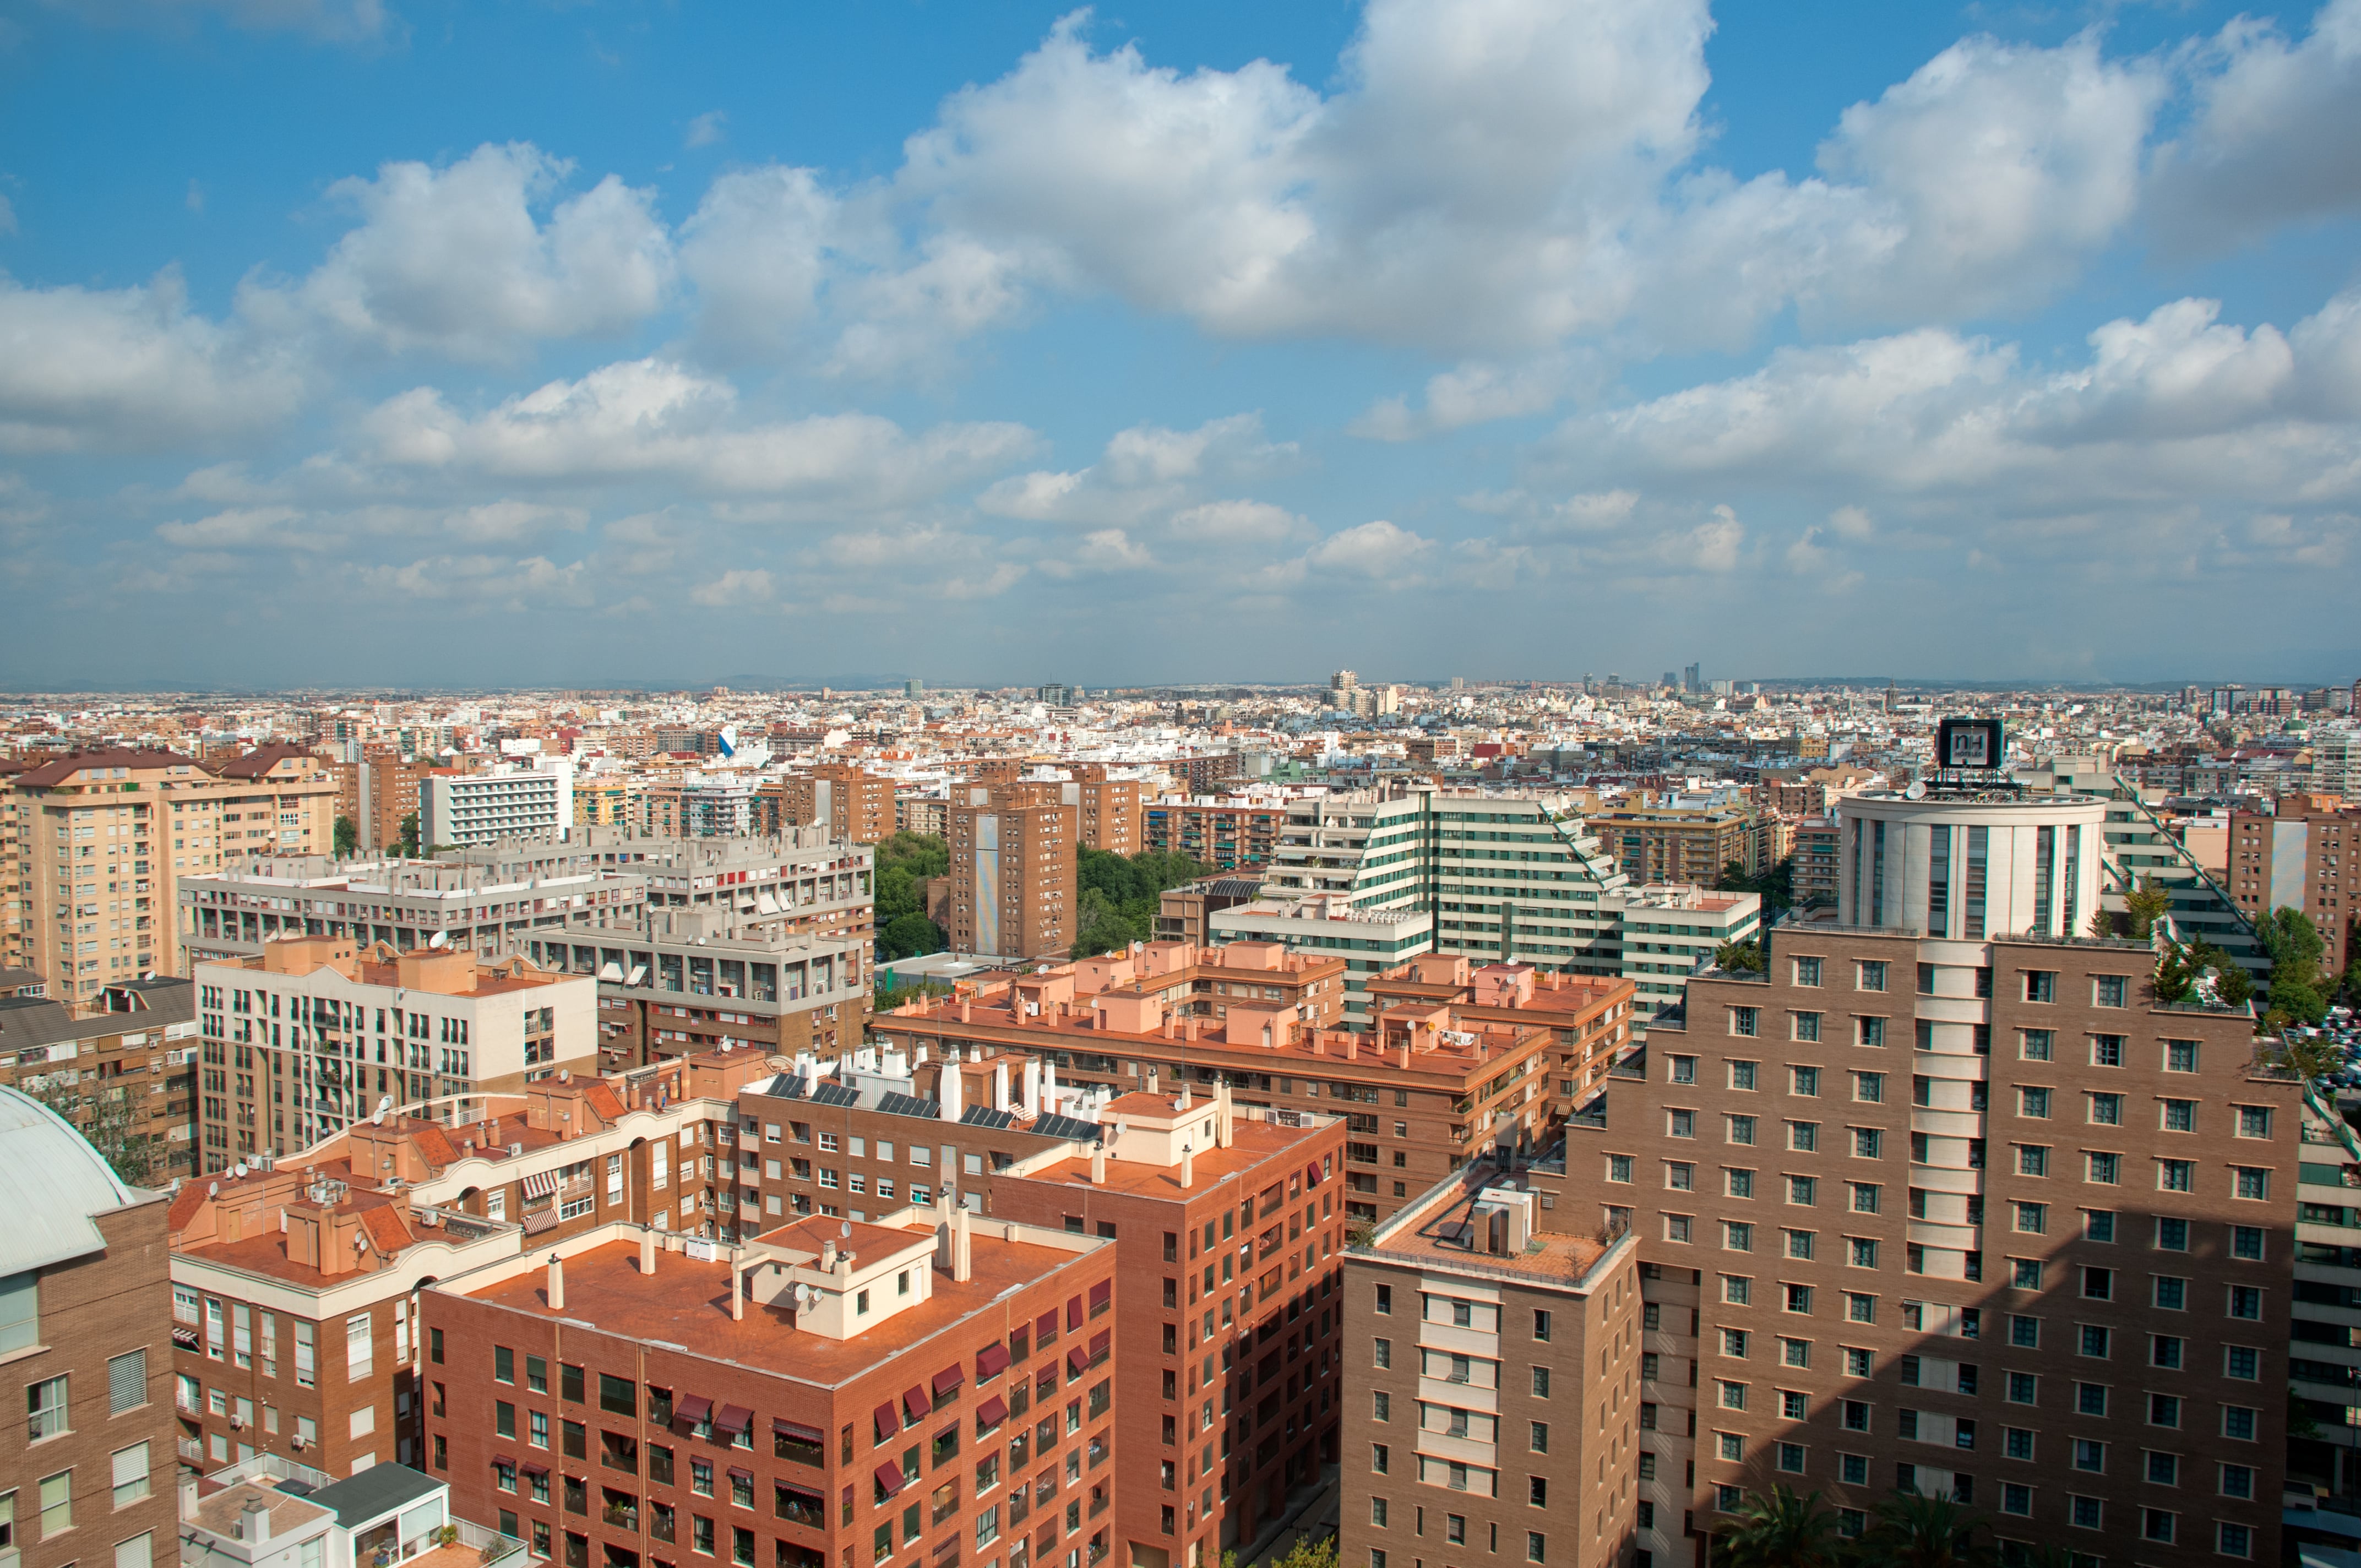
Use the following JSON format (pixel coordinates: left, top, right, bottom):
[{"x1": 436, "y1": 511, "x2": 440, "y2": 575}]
[
  {"x1": 839, "y1": 1221, "x2": 852, "y2": 1238},
  {"x1": 1905, "y1": 781, "x2": 1928, "y2": 801},
  {"x1": 232, "y1": 1162, "x2": 249, "y2": 1179},
  {"x1": 428, "y1": 930, "x2": 448, "y2": 949}
]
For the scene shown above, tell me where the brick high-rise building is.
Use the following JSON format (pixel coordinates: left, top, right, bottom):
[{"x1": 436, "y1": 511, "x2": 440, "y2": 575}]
[
  {"x1": 1553, "y1": 914, "x2": 2296, "y2": 1565},
  {"x1": 0, "y1": 746, "x2": 333, "y2": 1005},
  {"x1": 420, "y1": 1206, "x2": 1120, "y2": 1568},
  {"x1": 1143, "y1": 802, "x2": 1288, "y2": 870},
  {"x1": 2227, "y1": 797, "x2": 2359, "y2": 974},
  {"x1": 1586, "y1": 804, "x2": 1759, "y2": 886},
  {"x1": 782, "y1": 766, "x2": 894, "y2": 845},
  {"x1": 0, "y1": 1087, "x2": 179, "y2": 1568},
  {"x1": 947, "y1": 789, "x2": 1075, "y2": 961},
  {"x1": 1342, "y1": 1167, "x2": 1644, "y2": 1568},
  {"x1": 0, "y1": 977, "x2": 200, "y2": 1187},
  {"x1": 1068, "y1": 767, "x2": 1146, "y2": 856}
]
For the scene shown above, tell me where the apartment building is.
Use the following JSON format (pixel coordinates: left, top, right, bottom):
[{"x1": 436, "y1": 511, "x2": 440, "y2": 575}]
[
  {"x1": 948, "y1": 791, "x2": 1075, "y2": 961},
  {"x1": 420, "y1": 1206, "x2": 1120, "y2": 1568},
  {"x1": 1362, "y1": 959, "x2": 1635, "y2": 1123},
  {"x1": 872, "y1": 941, "x2": 1562, "y2": 1224},
  {"x1": 2, "y1": 747, "x2": 334, "y2": 1004},
  {"x1": 899, "y1": 796, "x2": 951, "y2": 839},
  {"x1": 167, "y1": 1051, "x2": 784, "y2": 1482},
  {"x1": 1068, "y1": 767, "x2": 1147, "y2": 856},
  {"x1": 420, "y1": 764, "x2": 573, "y2": 848},
  {"x1": 1554, "y1": 918, "x2": 2294, "y2": 1565},
  {"x1": 0, "y1": 1087, "x2": 179, "y2": 1568},
  {"x1": 2289, "y1": 1084, "x2": 2361, "y2": 1506},
  {"x1": 1587, "y1": 804, "x2": 1759, "y2": 885},
  {"x1": 1612, "y1": 885, "x2": 1761, "y2": 1025},
  {"x1": 1792, "y1": 819, "x2": 1840, "y2": 909},
  {"x1": 0, "y1": 977, "x2": 199, "y2": 1186},
  {"x1": 351, "y1": 755, "x2": 442, "y2": 851},
  {"x1": 1143, "y1": 801, "x2": 1289, "y2": 870},
  {"x1": 703, "y1": 1037, "x2": 1348, "y2": 1565},
  {"x1": 1209, "y1": 896, "x2": 1435, "y2": 1026},
  {"x1": 782, "y1": 766, "x2": 894, "y2": 845},
  {"x1": 1341, "y1": 1167, "x2": 1644, "y2": 1568},
  {"x1": 190, "y1": 936, "x2": 599, "y2": 1169},
  {"x1": 1156, "y1": 875, "x2": 1269, "y2": 949},
  {"x1": 2227, "y1": 797, "x2": 2358, "y2": 974},
  {"x1": 2312, "y1": 727, "x2": 2361, "y2": 799}
]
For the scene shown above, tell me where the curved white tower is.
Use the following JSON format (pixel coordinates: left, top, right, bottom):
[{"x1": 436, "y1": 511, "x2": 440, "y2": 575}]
[{"x1": 1836, "y1": 788, "x2": 2107, "y2": 941}]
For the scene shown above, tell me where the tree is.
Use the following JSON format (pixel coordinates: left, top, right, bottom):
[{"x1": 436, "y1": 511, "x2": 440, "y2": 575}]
[
  {"x1": 1712, "y1": 1485, "x2": 1843, "y2": 1568},
  {"x1": 1069, "y1": 846, "x2": 1214, "y2": 958},
  {"x1": 2260, "y1": 906, "x2": 2330, "y2": 1025},
  {"x1": 2123, "y1": 874, "x2": 2174, "y2": 939},
  {"x1": 880, "y1": 911, "x2": 946, "y2": 962},
  {"x1": 874, "y1": 833, "x2": 950, "y2": 954},
  {"x1": 1862, "y1": 1489, "x2": 1988, "y2": 1568},
  {"x1": 1714, "y1": 940, "x2": 1765, "y2": 974},
  {"x1": 1717, "y1": 856, "x2": 1795, "y2": 915},
  {"x1": 2259, "y1": 1029, "x2": 2342, "y2": 1082},
  {"x1": 2151, "y1": 939, "x2": 2200, "y2": 1007},
  {"x1": 334, "y1": 814, "x2": 359, "y2": 857},
  {"x1": 396, "y1": 810, "x2": 421, "y2": 858},
  {"x1": 2086, "y1": 907, "x2": 2115, "y2": 939}
]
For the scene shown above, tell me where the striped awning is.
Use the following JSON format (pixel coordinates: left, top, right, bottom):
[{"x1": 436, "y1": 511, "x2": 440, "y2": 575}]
[
  {"x1": 521, "y1": 1208, "x2": 558, "y2": 1235},
  {"x1": 522, "y1": 1169, "x2": 561, "y2": 1200}
]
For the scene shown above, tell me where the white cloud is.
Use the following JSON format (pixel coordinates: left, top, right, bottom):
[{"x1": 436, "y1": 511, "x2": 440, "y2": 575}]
[
  {"x1": 977, "y1": 412, "x2": 1290, "y2": 523},
  {"x1": 0, "y1": 269, "x2": 304, "y2": 452},
  {"x1": 357, "y1": 552, "x2": 592, "y2": 605},
  {"x1": 257, "y1": 143, "x2": 674, "y2": 357},
  {"x1": 1304, "y1": 519, "x2": 1432, "y2": 579},
  {"x1": 358, "y1": 357, "x2": 1037, "y2": 500},
  {"x1": 690, "y1": 567, "x2": 774, "y2": 606},
  {"x1": 1351, "y1": 353, "x2": 1583, "y2": 440},
  {"x1": 685, "y1": 111, "x2": 728, "y2": 149},
  {"x1": 1166, "y1": 499, "x2": 1313, "y2": 545},
  {"x1": 2150, "y1": 0, "x2": 2361, "y2": 247},
  {"x1": 677, "y1": 166, "x2": 837, "y2": 362}
]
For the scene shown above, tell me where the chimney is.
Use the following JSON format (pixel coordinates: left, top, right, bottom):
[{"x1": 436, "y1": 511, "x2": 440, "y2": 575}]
[
  {"x1": 238, "y1": 1499, "x2": 272, "y2": 1547},
  {"x1": 993, "y1": 1061, "x2": 1010, "y2": 1113},
  {"x1": 954, "y1": 1206, "x2": 973, "y2": 1283},
  {"x1": 1022, "y1": 1058, "x2": 1042, "y2": 1117},
  {"x1": 1091, "y1": 1141, "x2": 1108, "y2": 1184},
  {"x1": 178, "y1": 1474, "x2": 198, "y2": 1523},
  {"x1": 1178, "y1": 1082, "x2": 1193, "y2": 1111},
  {"x1": 732, "y1": 1259, "x2": 745, "y2": 1322},
  {"x1": 1344, "y1": 1035, "x2": 1357, "y2": 1063},
  {"x1": 822, "y1": 1239, "x2": 838, "y2": 1271},
  {"x1": 1216, "y1": 1081, "x2": 1236, "y2": 1148},
  {"x1": 1180, "y1": 1142, "x2": 1194, "y2": 1190},
  {"x1": 546, "y1": 1253, "x2": 564, "y2": 1310},
  {"x1": 640, "y1": 1229, "x2": 657, "y2": 1275},
  {"x1": 1146, "y1": 1069, "x2": 1158, "y2": 1096},
  {"x1": 941, "y1": 1063, "x2": 965, "y2": 1123}
]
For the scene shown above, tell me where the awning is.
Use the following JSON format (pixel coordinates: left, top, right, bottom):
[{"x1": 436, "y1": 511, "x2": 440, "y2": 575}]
[
  {"x1": 492, "y1": 1453, "x2": 516, "y2": 1469},
  {"x1": 171, "y1": 1326, "x2": 201, "y2": 1350},
  {"x1": 976, "y1": 1395, "x2": 1008, "y2": 1430},
  {"x1": 780, "y1": 1483, "x2": 825, "y2": 1506},
  {"x1": 1035, "y1": 1309, "x2": 1058, "y2": 1340},
  {"x1": 1087, "y1": 1281, "x2": 1111, "y2": 1311},
  {"x1": 728, "y1": 1467, "x2": 755, "y2": 1483},
  {"x1": 1065, "y1": 1347, "x2": 1087, "y2": 1376},
  {"x1": 521, "y1": 1209, "x2": 558, "y2": 1236},
  {"x1": 774, "y1": 1418, "x2": 826, "y2": 1444},
  {"x1": 677, "y1": 1395, "x2": 715, "y2": 1425},
  {"x1": 976, "y1": 1343, "x2": 1010, "y2": 1379},
  {"x1": 1305, "y1": 1162, "x2": 1321, "y2": 1187},
  {"x1": 872, "y1": 1402, "x2": 900, "y2": 1439},
  {"x1": 715, "y1": 1404, "x2": 754, "y2": 1436},
  {"x1": 523, "y1": 1169, "x2": 561, "y2": 1200},
  {"x1": 902, "y1": 1386, "x2": 931, "y2": 1423},
  {"x1": 873, "y1": 1462, "x2": 907, "y2": 1496},
  {"x1": 932, "y1": 1365, "x2": 964, "y2": 1397},
  {"x1": 521, "y1": 1463, "x2": 550, "y2": 1478},
  {"x1": 1089, "y1": 1330, "x2": 1110, "y2": 1358}
]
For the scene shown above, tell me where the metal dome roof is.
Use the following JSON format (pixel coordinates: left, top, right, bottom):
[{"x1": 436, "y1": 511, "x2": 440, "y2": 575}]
[{"x1": 0, "y1": 1086, "x2": 150, "y2": 1275}]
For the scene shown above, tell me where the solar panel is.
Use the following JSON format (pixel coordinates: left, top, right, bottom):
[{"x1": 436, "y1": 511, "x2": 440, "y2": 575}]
[
  {"x1": 766, "y1": 1075, "x2": 809, "y2": 1101},
  {"x1": 809, "y1": 1082, "x2": 862, "y2": 1108},
  {"x1": 878, "y1": 1093, "x2": 941, "y2": 1121},
  {"x1": 959, "y1": 1106, "x2": 1016, "y2": 1130},
  {"x1": 1033, "y1": 1114, "x2": 1102, "y2": 1142}
]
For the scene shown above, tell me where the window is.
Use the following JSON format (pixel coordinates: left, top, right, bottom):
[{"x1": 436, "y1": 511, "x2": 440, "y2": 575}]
[
  {"x1": 112, "y1": 1441, "x2": 150, "y2": 1508},
  {"x1": 1788, "y1": 1125, "x2": 1818, "y2": 1155},
  {"x1": 1856, "y1": 1017, "x2": 1885, "y2": 1048},
  {"x1": 2006, "y1": 1374, "x2": 2036, "y2": 1405},
  {"x1": 1668, "y1": 1110, "x2": 1695, "y2": 1140},
  {"x1": 1727, "y1": 1116, "x2": 1756, "y2": 1146},
  {"x1": 2001, "y1": 1483, "x2": 2031, "y2": 1516},
  {"x1": 2094, "y1": 975, "x2": 2127, "y2": 1008},
  {"x1": 1853, "y1": 1073, "x2": 1883, "y2": 1104},
  {"x1": 1606, "y1": 1155, "x2": 1632, "y2": 1184},
  {"x1": 2010, "y1": 1315, "x2": 2039, "y2": 1348},
  {"x1": 2017, "y1": 1145, "x2": 2049, "y2": 1178},
  {"x1": 2219, "y1": 1464, "x2": 2255, "y2": 1500},
  {"x1": 2157, "y1": 1217, "x2": 2191, "y2": 1251},
  {"x1": 39, "y1": 1471, "x2": 72, "y2": 1539},
  {"x1": 1791, "y1": 1065, "x2": 1820, "y2": 1096},
  {"x1": 2222, "y1": 1406, "x2": 2256, "y2": 1441},
  {"x1": 1787, "y1": 1176, "x2": 1818, "y2": 1206},
  {"x1": 2079, "y1": 1325, "x2": 2110, "y2": 1358},
  {"x1": 1531, "y1": 1368, "x2": 1549, "y2": 1398},
  {"x1": 1794, "y1": 956, "x2": 1823, "y2": 986},
  {"x1": 1372, "y1": 1340, "x2": 1390, "y2": 1369},
  {"x1": 2227, "y1": 1286, "x2": 2262, "y2": 1320},
  {"x1": 2087, "y1": 1092, "x2": 2121, "y2": 1125},
  {"x1": 2223, "y1": 1346, "x2": 2258, "y2": 1380},
  {"x1": 2014, "y1": 1202, "x2": 2046, "y2": 1235},
  {"x1": 2219, "y1": 1523, "x2": 2253, "y2": 1559},
  {"x1": 1845, "y1": 1294, "x2": 1875, "y2": 1324},
  {"x1": 2231, "y1": 1224, "x2": 2265, "y2": 1260},
  {"x1": 107, "y1": 1350, "x2": 146, "y2": 1415},
  {"x1": 1793, "y1": 1014, "x2": 1822, "y2": 1044},
  {"x1": 1666, "y1": 1162, "x2": 1695, "y2": 1191},
  {"x1": 2020, "y1": 1030, "x2": 2053, "y2": 1061},
  {"x1": 0, "y1": 1273, "x2": 38, "y2": 1354},
  {"x1": 2025, "y1": 972, "x2": 2055, "y2": 1003},
  {"x1": 2085, "y1": 1152, "x2": 2119, "y2": 1184},
  {"x1": 2164, "y1": 1040, "x2": 2198, "y2": 1072},
  {"x1": 2161, "y1": 1099, "x2": 2194, "y2": 1131},
  {"x1": 1858, "y1": 961, "x2": 1886, "y2": 992},
  {"x1": 2018, "y1": 1087, "x2": 2050, "y2": 1118},
  {"x1": 2158, "y1": 1159, "x2": 2193, "y2": 1193},
  {"x1": 28, "y1": 1375, "x2": 69, "y2": 1441},
  {"x1": 1849, "y1": 1183, "x2": 1879, "y2": 1214},
  {"x1": 1668, "y1": 1056, "x2": 1696, "y2": 1085},
  {"x1": 1852, "y1": 1129, "x2": 1881, "y2": 1159},
  {"x1": 2233, "y1": 1167, "x2": 2269, "y2": 1201},
  {"x1": 2090, "y1": 1036, "x2": 2124, "y2": 1068},
  {"x1": 1847, "y1": 1238, "x2": 1877, "y2": 1268}
]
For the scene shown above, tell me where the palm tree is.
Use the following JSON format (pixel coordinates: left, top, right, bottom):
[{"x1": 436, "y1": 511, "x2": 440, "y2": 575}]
[
  {"x1": 1863, "y1": 1489, "x2": 1989, "y2": 1568},
  {"x1": 1711, "y1": 1485, "x2": 1843, "y2": 1568}
]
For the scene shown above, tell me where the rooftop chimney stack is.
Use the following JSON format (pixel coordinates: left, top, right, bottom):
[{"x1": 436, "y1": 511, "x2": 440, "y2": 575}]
[
  {"x1": 1180, "y1": 1142, "x2": 1194, "y2": 1190},
  {"x1": 640, "y1": 1229, "x2": 656, "y2": 1276},
  {"x1": 942, "y1": 1061, "x2": 966, "y2": 1123},
  {"x1": 954, "y1": 1205, "x2": 973, "y2": 1283},
  {"x1": 1091, "y1": 1141, "x2": 1108, "y2": 1184},
  {"x1": 239, "y1": 1500, "x2": 271, "y2": 1547},
  {"x1": 546, "y1": 1253, "x2": 564, "y2": 1311}
]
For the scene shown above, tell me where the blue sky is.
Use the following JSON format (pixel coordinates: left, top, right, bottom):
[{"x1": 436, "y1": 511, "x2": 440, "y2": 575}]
[{"x1": 2, "y1": 0, "x2": 2357, "y2": 690}]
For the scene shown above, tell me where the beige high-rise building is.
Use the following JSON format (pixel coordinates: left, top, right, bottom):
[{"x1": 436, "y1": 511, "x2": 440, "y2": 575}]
[{"x1": 0, "y1": 746, "x2": 339, "y2": 1004}]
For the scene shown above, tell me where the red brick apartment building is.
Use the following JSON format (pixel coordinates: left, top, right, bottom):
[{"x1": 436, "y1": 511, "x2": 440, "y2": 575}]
[
  {"x1": 947, "y1": 791, "x2": 1076, "y2": 962},
  {"x1": 1362, "y1": 958, "x2": 1635, "y2": 1125},
  {"x1": 168, "y1": 1050, "x2": 783, "y2": 1480},
  {"x1": 0, "y1": 1088, "x2": 180, "y2": 1568},
  {"x1": 1143, "y1": 803, "x2": 1287, "y2": 871},
  {"x1": 1342, "y1": 1165, "x2": 1645, "y2": 1568},
  {"x1": 1549, "y1": 921, "x2": 2297, "y2": 1566},
  {"x1": 420, "y1": 1209, "x2": 1119, "y2": 1568},
  {"x1": 2228, "y1": 796, "x2": 2359, "y2": 974},
  {"x1": 871, "y1": 943, "x2": 1577, "y2": 1224},
  {"x1": 781, "y1": 768, "x2": 895, "y2": 846}
]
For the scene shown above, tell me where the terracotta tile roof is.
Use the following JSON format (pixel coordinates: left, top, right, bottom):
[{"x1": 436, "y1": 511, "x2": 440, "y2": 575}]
[
  {"x1": 360, "y1": 1205, "x2": 416, "y2": 1254},
  {"x1": 13, "y1": 747, "x2": 199, "y2": 787},
  {"x1": 209, "y1": 742, "x2": 320, "y2": 780},
  {"x1": 581, "y1": 1082, "x2": 627, "y2": 1123}
]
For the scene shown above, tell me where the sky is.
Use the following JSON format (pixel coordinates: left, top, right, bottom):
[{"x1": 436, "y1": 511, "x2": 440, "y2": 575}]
[{"x1": 2, "y1": 0, "x2": 2358, "y2": 692}]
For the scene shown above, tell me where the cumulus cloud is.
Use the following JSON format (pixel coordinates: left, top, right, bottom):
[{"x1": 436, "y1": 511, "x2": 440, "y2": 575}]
[
  {"x1": 677, "y1": 166, "x2": 837, "y2": 362},
  {"x1": 690, "y1": 567, "x2": 774, "y2": 605},
  {"x1": 358, "y1": 357, "x2": 1037, "y2": 500},
  {"x1": 1166, "y1": 499, "x2": 1314, "y2": 545},
  {"x1": 253, "y1": 143, "x2": 674, "y2": 357},
  {"x1": 1304, "y1": 519, "x2": 1433, "y2": 579},
  {"x1": 0, "y1": 269, "x2": 304, "y2": 452},
  {"x1": 685, "y1": 111, "x2": 728, "y2": 149},
  {"x1": 976, "y1": 412, "x2": 1292, "y2": 524},
  {"x1": 2150, "y1": 0, "x2": 2361, "y2": 247}
]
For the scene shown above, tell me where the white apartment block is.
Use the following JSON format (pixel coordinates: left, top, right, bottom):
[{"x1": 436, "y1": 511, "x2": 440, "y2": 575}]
[{"x1": 420, "y1": 763, "x2": 572, "y2": 847}]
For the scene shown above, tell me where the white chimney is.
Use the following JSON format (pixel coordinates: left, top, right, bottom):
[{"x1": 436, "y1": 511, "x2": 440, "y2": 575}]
[
  {"x1": 641, "y1": 1229, "x2": 657, "y2": 1275},
  {"x1": 954, "y1": 1205, "x2": 973, "y2": 1283},
  {"x1": 239, "y1": 1499, "x2": 271, "y2": 1547},
  {"x1": 993, "y1": 1061, "x2": 1010, "y2": 1113},
  {"x1": 546, "y1": 1253, "x2": 564, "y2": 1311},
  {"x1": 1090, "y1": 1141, "x2": 1107, "y2": 1184},
  {"x1": 1180, "y1": 1142, "x2": 1194, "y2": 1190},
  {"x1": 1022, "y1": 1058, "x2": 1042, "y2": 1116},
  {"x1": 941, "y1": 1062, "x2": 965, "y2": 1123}
]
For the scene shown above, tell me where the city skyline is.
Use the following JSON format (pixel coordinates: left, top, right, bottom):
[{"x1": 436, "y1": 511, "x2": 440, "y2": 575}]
[{"x1": 4, "y1": 0, "x2": 2359, "y2": 683}]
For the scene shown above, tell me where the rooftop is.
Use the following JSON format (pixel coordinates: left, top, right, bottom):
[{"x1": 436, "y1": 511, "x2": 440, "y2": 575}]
[
  {"x1": 1360, "y1": 1168, "x2": 1615, "y2": 1289},
  {"x1": 1015, "y1": 1115, "x2": 1318, "y2": 1200},
  {"x1": 454, "y1": 1226, "x2": 1091, "y2": 1384}
]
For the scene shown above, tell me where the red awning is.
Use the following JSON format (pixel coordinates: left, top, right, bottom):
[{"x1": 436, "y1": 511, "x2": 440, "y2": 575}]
[
  {"x1": 715, "y1": 1404, "x2": 754, "y2": 1435},
  {"x1": 1087, "y1": 1281, "x2": 1111, "y2": 1310},
  {"x1": 976, "y1": 1343, "x2": 1011, "y2": 1379},
  {"x1": 492, "y1": 1453, "x2": 516, "y2": 1469},
  {"x1": 774, "y1": 1418, "x2": 826, "y2": 1444},
  {"x1": 902, "y1": 1386, "x2": 931, "y2": 1423},
  {"x1": 677, "y1": 1395, "x2": 715, "y2": 1425},
  {"x1": 520, "y1": 1463, "x2": 549, "y2": 1477},
  {"x1": 873, "y1": 1402, "x2": 900, "y2": 1439},
  {"x1": 976, "y1": 1395, "x2": 1008, "y2": 1430},
  {"x1": 873, "y1": 1462, "x2": 907, "y2": 1496},
  {"x1": 1065, "y1": 1347, "x2": 1087, "y2": 1375},
  {"x1": 1035, "y1": 1309, "x2": 1058, "y2": 1340},
  {"x1": 932, "y1": 1365, "x2": 964, "y2": 1397},
  {"x1": 1089, "y1": 1330, "x2": 1110, "y2": 1357},
  {"x1": 728, "y1": 1467, "x2": 755, "y2": 1482},
  {"x1": 781, "y1": 1483, "x2": 826, "y2": 1506}
]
